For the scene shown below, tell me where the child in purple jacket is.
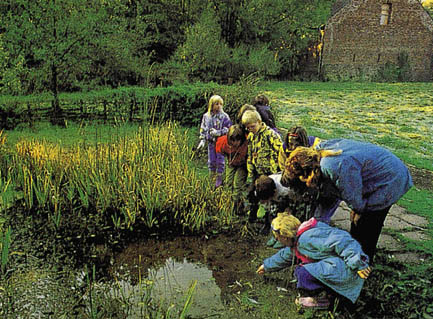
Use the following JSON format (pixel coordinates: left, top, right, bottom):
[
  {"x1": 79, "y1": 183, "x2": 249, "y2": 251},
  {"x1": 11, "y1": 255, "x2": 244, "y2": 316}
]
[{"x1": 197, "y1": 95, "x2": 232, "y2": 188}]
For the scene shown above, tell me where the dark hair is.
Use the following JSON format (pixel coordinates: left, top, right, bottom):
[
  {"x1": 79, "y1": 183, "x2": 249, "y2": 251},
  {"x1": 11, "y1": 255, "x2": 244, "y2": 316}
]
[
  {"x1": 227, "y1": 124, "x2": 246, "y2": 145},
  {"x1": 236, "y1": 104, "x2": 256, "y2": 123},
  {"x1": 285, "y1": 126, "x2": 309, "y2": 152},
  {"x1": 255, "y1": 175, "x2": 276, "y2": 200},
  {"x1": 253, "y1": 94, "x2": 270, "y2": 106}
]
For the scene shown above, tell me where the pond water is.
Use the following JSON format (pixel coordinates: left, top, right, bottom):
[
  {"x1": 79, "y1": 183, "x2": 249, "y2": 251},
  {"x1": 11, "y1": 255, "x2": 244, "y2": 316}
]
[
  {"x1": 149, "y1": 257, "x2": 225, "y2": 316},
  {"x1": 1, "y1": 232, "x2": 266, "y2": 318},
  {"x1": 108, "y1": 233, "x2": 264, "y2": 317},
  {"x1": 109, "y1": 257, "x2": 225, "y2": 318}
]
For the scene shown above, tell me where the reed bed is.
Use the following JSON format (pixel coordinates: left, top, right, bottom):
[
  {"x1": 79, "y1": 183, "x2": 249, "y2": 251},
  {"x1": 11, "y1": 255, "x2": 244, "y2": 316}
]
[{"x1": 0, "y1": 123, "x2": 234, "y2": 233}]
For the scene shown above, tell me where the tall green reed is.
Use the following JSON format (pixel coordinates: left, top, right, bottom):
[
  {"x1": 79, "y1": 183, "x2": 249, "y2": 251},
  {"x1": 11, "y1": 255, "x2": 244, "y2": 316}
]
[{"x1": 2, "y1": 123, "x2": 234, "y2": 233}]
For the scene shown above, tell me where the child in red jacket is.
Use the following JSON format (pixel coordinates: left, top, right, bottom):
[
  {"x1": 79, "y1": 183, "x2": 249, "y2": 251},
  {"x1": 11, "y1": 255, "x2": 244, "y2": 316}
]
[{"x1": 216, "y1": 124, "x2": 248, "y2": 213}]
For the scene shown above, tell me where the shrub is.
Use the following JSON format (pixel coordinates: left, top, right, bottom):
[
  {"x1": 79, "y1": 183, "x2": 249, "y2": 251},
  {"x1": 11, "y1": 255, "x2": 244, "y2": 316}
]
[
  {"x1": 0, "y1": 81, "x2": 260, "y2": 129},
  {"x1": 171, "y1": 7, "x2": 231, "y2": 83}
]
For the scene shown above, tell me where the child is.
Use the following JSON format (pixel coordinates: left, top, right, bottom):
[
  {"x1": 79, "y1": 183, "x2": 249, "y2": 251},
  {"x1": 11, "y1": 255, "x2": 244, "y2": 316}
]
[
  {"x1": 198, "y1": 95, "x2": 232, "y2": 188},
  {"x1": 216, "y1": 124, "x2": 248, "y2": 214},
  {"x1": 241, "y1": 110, "x2": 282, "y2": 223},
  {"x1": 257, "y1": 213, "x2": 372, "y2": 309},
  {"x1": 252, "y1": 94, "x2": 279, "y2": 134},
  {"x1": 278, "y1": 126, "x2": 339, "y2": 223},
  {"x1": 253, "y1": 173, "x2": 333, "y2": 247},
  {"x1": 236, "y1": 104, "x2": 256, "y2": 134},
  {"x1": 278, "y1": 126, "x2": 319, "y2": 172},
  {"x1": 253, "y1": 174, "x2": 295, "y2": 247},
  {"x1": 281, "y1": 139, "x2": 413, "y2": 261}
]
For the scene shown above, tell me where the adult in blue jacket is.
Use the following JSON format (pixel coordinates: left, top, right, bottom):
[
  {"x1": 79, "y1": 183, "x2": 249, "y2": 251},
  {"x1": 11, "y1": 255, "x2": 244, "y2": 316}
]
[
  {"x1": 281, "y1": 138, "x2": 413, "y2": 261},
  {"x1": 257, "y1": 214, "x2": 371, "y2": 308}
]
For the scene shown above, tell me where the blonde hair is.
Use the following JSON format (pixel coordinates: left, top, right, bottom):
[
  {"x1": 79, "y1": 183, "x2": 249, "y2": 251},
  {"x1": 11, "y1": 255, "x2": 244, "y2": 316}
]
[
  {"x1": 241, "y1": 110, "x2": 262, "y2": 126},
  {"x1": 271, "y1": 213, "x2": 301, "y2": 238},
  {"x1": 283, "y1": 146, "x2": 342, "y2": 188},
  {"x1": 207, "y1": 95, "x2": 224, "y2": 114}
]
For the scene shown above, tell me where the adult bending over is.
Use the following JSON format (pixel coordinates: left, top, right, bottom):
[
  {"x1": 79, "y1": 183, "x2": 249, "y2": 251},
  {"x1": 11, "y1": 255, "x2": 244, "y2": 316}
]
[{"x1": 281, "y1": 138, "x2": 413, "y2": 261}]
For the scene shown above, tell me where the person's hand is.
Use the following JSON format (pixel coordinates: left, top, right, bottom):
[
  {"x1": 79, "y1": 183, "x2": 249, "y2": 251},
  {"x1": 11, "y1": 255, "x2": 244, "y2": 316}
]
[
  {"x1": 350, "y1": 210, "x2": 361, "y2": 226},
  {"x1": 197, "y1": 140, "x2": 205, "y2": 150},
  {"x1": 357, "y1": 266, "x2": 372, "y2": 279},
  {"x1": 256, "y1": 264, "x2": 265, "y2": 275},
  {"x1": 209, "y1": 128, "x2": 219, "y2": 137}
]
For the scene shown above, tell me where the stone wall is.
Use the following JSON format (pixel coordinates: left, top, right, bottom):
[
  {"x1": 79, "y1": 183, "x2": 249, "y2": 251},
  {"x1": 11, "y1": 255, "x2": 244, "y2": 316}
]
[{"x1": 322, "y1": 0, "x2": 433, "y2": 81}]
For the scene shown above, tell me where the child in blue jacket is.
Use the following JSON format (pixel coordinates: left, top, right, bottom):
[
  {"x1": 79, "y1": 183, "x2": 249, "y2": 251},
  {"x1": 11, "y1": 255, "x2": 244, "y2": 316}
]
[
  {"x1": 257, "y1": 213, "x2": 371, "y2": 309},
  {"x1": 281, "y1": 138, "x2": 413, "y2": 261},
  {"x1": 197, "y1": 95, "x2": 232, "y2": 188}
]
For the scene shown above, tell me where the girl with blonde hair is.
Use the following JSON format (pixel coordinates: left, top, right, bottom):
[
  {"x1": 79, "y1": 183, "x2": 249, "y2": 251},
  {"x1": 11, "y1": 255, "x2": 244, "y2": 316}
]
[
  {"x1": 257, "y1": 213, "x2": 372, "y2": 309},
  {"x1": 197, "y1": 95, "x2": 232, "y2": 188}
]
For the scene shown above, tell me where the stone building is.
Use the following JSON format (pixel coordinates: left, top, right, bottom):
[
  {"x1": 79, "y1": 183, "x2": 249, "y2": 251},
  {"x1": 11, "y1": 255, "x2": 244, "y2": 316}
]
[{"x1": 321, "y1": 0, "x2": 433, "y2": 81}]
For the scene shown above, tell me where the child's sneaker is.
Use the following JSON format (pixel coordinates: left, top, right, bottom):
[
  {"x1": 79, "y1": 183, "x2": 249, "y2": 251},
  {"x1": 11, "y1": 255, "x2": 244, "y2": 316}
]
[{"x1": 295, "y1": 296, "x2": 330, "y2": 309}]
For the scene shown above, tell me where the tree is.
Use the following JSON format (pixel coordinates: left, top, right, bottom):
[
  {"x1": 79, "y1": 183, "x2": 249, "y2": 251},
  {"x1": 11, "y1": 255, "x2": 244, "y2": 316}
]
[
  {"x1": 0, "y1": 0, "x2": 336, "y2": 93},
  {"x1": 173, "y1": 6, "x2": 231, "y2": 81},
  {"x1": 2, "y1": 0, "x2": 111, "y2": 124},
  {"x1": 0, "y1": 26, "x2": 24, "y2": 95}
]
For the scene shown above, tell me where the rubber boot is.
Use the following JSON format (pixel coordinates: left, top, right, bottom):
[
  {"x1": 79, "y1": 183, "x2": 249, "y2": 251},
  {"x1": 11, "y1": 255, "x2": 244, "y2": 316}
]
[
  {"x1": 248, "y1": 204, "x2": 258, "y2": 223},
  {"x1": 215, "y1": 173, "x2": 223, "y2": 188},
  {"x1": 234, "y1": 199, "x2": 246, "y2": 216}
]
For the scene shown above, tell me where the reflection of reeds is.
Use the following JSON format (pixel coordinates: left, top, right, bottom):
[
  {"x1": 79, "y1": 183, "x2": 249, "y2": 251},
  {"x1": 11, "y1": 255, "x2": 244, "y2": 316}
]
[{"x1": 4, "y1": 123, "x2": 233, "y2": 231}]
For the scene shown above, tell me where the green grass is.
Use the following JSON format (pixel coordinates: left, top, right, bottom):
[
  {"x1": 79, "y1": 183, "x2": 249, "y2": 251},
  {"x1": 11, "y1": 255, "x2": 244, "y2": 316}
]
[
  {"x1": 398, "y1": 188, "x2": 433, "y2": 254},
  {"x1": 6, "y1": 121, "x2": 143, "y2": 147},
  {"x1": 262, "y1": 81, "x2": 433, "y2": 171}
]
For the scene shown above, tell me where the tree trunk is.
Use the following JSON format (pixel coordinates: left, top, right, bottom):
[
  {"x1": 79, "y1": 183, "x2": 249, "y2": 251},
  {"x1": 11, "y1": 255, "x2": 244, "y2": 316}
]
[{"x1": 50, "y1": 63, "x2": 65, "y2": 126}]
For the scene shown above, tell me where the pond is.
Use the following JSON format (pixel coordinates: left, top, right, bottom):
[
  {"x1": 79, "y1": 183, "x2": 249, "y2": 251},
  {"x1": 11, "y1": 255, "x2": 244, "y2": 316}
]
[
  {"x1": 108, "y1": 257, "x2": 225, "y2": 318},
  {"x1": 3, "y1": 231, "x2": 269, "y2": 318},
  {"x1": 107, "y1": 232, "x2": 265, "y2": 317}
]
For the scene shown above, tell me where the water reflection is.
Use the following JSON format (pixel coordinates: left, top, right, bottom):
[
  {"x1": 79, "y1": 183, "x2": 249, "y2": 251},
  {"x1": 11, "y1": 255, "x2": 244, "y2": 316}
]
[
  {"x1": 110, "y1": 257, "x2": 225, "y2": 318},
  {"x1": 149, "y1": 257, "x2": 225, "y2": 317}
]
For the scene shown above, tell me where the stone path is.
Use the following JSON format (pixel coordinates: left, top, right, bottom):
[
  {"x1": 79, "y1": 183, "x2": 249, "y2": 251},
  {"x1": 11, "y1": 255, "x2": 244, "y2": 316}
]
[{"x1": 330, "y1": 202, "x2": 430, "y2": 264}]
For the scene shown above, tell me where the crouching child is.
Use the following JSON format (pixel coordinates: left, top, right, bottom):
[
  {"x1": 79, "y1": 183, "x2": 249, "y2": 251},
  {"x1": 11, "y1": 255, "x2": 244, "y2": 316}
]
[{"x1": 256, "y1": 213, "x2": 371, "y2": 309}]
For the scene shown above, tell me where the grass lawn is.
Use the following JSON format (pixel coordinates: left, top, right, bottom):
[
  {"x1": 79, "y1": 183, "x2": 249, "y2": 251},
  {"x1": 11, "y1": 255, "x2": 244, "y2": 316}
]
[{"x1": 263, "y1": 81, "x2": 433, "y2": 170}]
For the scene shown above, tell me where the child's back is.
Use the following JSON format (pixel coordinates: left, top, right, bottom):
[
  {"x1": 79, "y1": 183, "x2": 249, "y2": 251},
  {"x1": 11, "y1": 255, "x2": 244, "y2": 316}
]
[{"x1": 253, "y1": 94, "x2": 278, "y2": 133}]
